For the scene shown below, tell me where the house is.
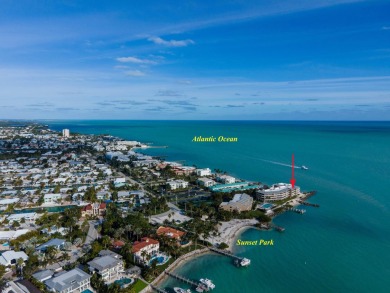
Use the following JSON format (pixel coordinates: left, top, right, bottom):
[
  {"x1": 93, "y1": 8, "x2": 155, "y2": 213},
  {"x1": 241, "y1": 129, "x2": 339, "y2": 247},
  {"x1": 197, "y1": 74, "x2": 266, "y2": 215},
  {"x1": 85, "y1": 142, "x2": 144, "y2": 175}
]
[
  {"x1": 196, "y1": 168, "x2": 212, "y2": 176},
  {"x1": 32, "y1": 269, "x2": 54, "y2": 282},
  {"x1": 81, "y1": 203, "x2": 106, "y2": 217},
  {"x1": 132, "y1": 237, "x2": 159, "y2": 264},
  {"x1": 219, "y1": 193, "x2": 253, "y2": 213},
  {"x1": 7, "y1": 212, "x2": 37, "y2": 223},
  {"x1": 0, "y1": 250, "x2": 29, "y2": 266},
  {"x1": 0, "y1": 229, "x2": 29, "y2": 240},
  {"x1": 127, "y1": 265, "x2": 141, "y2": 277},
  {"x1": 36, "y1": 238, "x2": 65, "y2": 252},
  {"x1": 167, "y1": 179, "x2": 188, "y2": 190},
  {"x1": 216, "y1": 175, "x2": 236, "y2": 184},
  {"x1": 111, "y1": 240, "x2": 125, "y2": 249},
  {"x1": 44, "y1": 268, "x2": 91, "y2": 293},
  {"x1": 88, "y1": 250, "x2": 124, "y2": 282},
  {"x1": 156, "y1": 226, "x2": 186, "y2": 241},
  {"x1": 197, "y1": 177, "x2": 216, "y2": 188},
  {"x1": 44, "y1": 193, "x2": 62, "y2": 204}
]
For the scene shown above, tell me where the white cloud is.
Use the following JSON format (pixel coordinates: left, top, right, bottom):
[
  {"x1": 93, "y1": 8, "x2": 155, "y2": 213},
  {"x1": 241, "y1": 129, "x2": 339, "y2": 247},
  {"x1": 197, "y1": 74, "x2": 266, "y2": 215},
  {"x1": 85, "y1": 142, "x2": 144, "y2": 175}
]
[
  {"x1": 116, "y1": 56, "x2": 157, "y2": 64},
  {"x1": 148, "y1": 36, "x2": 194, "y2": 47},
  {"x1": 124, "y1": 70, "x2": 145, "y2": 77}
]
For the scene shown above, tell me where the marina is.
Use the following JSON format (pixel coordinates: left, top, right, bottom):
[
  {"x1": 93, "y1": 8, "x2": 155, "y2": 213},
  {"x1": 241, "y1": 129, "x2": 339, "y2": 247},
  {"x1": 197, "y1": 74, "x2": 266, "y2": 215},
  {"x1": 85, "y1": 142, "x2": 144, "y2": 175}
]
[
  {"x1": 298, "y1": 200, "x2": 320, "y2": 207},
  {"x1": 287, "y1": 207, "x2": 306, "y2": 214}
]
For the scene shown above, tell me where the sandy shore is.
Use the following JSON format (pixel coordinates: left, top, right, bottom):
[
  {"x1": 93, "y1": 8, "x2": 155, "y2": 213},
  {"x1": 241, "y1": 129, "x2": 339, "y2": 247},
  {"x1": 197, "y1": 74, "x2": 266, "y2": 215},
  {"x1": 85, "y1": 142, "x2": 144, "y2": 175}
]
[{"x1": 204, "y1": 219, "x2": 259, "y2": 250}]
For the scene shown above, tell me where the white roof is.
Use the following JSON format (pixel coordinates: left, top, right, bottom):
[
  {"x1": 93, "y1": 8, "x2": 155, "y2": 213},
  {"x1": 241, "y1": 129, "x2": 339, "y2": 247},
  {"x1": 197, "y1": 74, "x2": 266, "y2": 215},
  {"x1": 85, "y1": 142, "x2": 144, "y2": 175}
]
[
  {"x1": 0, "y1": 198, "x2": 20, "y2": 205},
  {"x1": 0, "y1": 229, "x2": 29, "y2": 240},
  {"x1": 0, "y1": 250, "x2": 28, "y2": 265},
  {"x1": 7, "y1": 212, "x2": 37, "y2": 220}
]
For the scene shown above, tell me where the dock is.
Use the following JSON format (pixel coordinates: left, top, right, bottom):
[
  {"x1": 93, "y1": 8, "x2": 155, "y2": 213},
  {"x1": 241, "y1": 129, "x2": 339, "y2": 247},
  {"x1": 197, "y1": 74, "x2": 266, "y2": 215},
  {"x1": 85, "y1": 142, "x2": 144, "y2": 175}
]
[
  {"x1": 287, "y1": 207, "x2": 306, "y2": 214},
  {"x1": 298, "y1": 200, "x2": 320, "y2": 207},
  {"x1": 165, "y1": 271, "x2": 209, "y2": 292},
  {"x1": 209, "y1": 247, "x2": 250, "y2": 266},
  {"x1": 271, "y1": 223, "x2": 285, "y2": 232},
  {"x1": 151, "y1": 285, "x2": 169, "y2": 293}
]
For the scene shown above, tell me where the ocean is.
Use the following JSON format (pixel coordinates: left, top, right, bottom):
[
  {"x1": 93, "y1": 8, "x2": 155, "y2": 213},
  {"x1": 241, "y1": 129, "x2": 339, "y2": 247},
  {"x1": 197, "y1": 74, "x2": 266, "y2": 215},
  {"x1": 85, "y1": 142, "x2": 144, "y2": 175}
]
[{"x1": 46, "y1": 120, "x2": 390, "y2": 292}]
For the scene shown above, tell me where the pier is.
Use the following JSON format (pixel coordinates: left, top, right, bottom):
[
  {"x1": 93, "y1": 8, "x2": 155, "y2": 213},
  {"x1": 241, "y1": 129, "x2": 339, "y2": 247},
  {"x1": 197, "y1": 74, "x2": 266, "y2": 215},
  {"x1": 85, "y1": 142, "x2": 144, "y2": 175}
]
[
  {"x1": 271, "y1": 223, "x2": 285, "y2": 232},
  {"x1": 165, "y1": 271, "x2": 209, "y2": 292},
  {"x1": 298, "y1": 200, "x2": 320, "y2": 207},
  {"x1": 287, "y1": 207, "x2": 306, "y2": 214},
  {"x1": 151, "y1": 285, "x2": 169, "y2": 293},
  {"x1": 209, "y1": 247, "x2": 250, "y2": 266}
]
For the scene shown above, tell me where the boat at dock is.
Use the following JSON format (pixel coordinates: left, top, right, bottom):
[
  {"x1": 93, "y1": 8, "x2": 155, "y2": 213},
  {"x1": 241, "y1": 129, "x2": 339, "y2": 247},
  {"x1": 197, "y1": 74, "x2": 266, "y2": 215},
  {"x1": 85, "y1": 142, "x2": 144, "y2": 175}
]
[
  {"x1": 174, "y1": 287, "x2": 191, "y2": 293},
  {"x1": 200, "y1": 278, "x2": 215, "y2": 290},
  {"x1": 240, "y1": 258, "x2": 251, "y2": 266}
]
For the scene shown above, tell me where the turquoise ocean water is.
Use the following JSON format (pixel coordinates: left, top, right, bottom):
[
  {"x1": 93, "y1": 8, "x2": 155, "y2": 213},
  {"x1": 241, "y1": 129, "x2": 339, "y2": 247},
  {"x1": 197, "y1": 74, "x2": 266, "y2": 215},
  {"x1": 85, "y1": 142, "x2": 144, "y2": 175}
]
[{"x1": 46, "y1": 120, "x2": 390, "y2": 292}]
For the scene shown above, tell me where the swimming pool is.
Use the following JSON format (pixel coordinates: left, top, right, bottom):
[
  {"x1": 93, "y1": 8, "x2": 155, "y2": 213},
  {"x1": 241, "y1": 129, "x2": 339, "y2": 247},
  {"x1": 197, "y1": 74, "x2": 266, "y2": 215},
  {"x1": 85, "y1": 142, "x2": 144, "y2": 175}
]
[
  {"x1": 149, "y1": 253, "x2": 170, "y2": 266},
  {"x1": 2, "y1": 242, "x2": 9, "y2": 247},
  {"x1": 114, "y1": 278, "x2": 134, "y2": 288},
  {"x1": 81, "y1": 289, "x2": 93, "y2": 293}
]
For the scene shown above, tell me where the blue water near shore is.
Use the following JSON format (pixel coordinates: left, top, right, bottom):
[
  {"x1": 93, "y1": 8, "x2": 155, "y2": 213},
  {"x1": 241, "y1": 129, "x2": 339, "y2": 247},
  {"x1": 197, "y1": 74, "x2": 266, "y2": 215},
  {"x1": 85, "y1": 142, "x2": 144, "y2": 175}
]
[{"x1": 46, "y1": 120, "x2": 390, "y2": 292}]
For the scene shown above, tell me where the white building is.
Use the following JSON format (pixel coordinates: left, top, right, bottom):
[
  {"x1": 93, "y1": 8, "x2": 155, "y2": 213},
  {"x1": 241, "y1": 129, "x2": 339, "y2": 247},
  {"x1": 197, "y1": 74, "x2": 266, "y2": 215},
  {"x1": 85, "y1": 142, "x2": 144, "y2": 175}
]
[
  {"x1": 196, "y1": 168, "x2": 212, "y2": 176},
  {"x1": 132, "y1": 237, "x2": 159, "y2": 264},
  {"x1": 45, "y1": 268, "x2": 91, "y2": 293},
  {"x1": 44, "y1": 193, "x2": 62, "y2": 204},
  {"x1": 88, "y1": 250, "x2": 124, "y2": 282},
  {"x1": 167, "y1": 179, "x2": 189, "y2": 190},
  {"x1": 219, "y1": 193, "x2": 253, "y2": 213},
  {"x1": 197, "y1": 177, "x2": 216, "y2": 188},
  {"x1": 0, "y1": 250, "x2": 28, "y2": 266},
  {"x1": 62, "y1": 129, "x2": 70, "y2": 137},
  {"x1": 217, "y1": 175, "x2": 236, "y2": 184},
  {"x1": 0, "y1": 229, "x2": 29, "y2": 240},
  {"x1": 256, "y1": 183, "x2": 301, "y2": 202},
  {"x1": 7, "y1": 212, "x2": 37, "y2": 223}
]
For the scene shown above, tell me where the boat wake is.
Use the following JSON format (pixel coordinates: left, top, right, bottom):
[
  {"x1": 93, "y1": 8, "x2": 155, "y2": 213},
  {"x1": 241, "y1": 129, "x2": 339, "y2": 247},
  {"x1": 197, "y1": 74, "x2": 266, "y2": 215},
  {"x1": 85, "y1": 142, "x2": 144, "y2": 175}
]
[{"x1": 259, "y1": 159, "x2": 301, "y2": 169}]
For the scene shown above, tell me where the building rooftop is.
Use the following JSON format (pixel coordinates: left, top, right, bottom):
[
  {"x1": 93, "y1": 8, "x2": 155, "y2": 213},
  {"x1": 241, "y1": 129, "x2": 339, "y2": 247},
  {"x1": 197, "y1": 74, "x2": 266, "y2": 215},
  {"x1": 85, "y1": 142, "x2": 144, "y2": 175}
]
[
  {"x1": 45, "y1": 268, "x2": 91, "y2": 292},
  {"x1": 88, "y1": 255, "x2": 122, "y2": 271},
  {"x1": 132, "y1": 237, "x2": 159, "y2": 253},
  {"x1": 156, "y1": 226, "x2": 185, "y2": 239}
]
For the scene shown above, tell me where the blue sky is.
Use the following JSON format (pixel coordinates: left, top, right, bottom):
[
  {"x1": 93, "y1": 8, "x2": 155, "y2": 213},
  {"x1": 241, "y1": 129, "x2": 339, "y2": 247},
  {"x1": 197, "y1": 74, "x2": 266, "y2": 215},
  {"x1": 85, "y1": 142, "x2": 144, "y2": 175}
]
[{"x1": 0, "y1": 0, "x2": 389, "y2": 120}]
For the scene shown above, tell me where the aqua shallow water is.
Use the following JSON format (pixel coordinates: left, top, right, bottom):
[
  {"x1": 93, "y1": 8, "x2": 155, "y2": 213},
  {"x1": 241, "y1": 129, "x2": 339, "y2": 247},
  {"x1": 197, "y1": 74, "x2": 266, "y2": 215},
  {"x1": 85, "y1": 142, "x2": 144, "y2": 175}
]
[{"x1": 46, "y1": 120, "x2": 390, "y2": 292}]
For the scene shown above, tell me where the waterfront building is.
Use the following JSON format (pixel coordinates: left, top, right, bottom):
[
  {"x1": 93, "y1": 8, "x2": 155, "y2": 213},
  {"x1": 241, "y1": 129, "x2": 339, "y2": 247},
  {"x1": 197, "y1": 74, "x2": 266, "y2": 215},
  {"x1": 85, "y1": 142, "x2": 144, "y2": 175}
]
[
  {"x1": 156, "y1": 226, "x2": 186, "y2": 240},
  {"x1": 0, "y1": 250, "x2": 28, "y2": 266},
  {"x1": 44, "y1": 193, "x2": 62, "y2": 204},
  {"x1": 197, "y1": 177, "x2": 216, "y2": 187},
  {"x1": 219, "y1": 193, "x2": 253, "y2": 213},
  {"x1": 81, "y1": 203, "x2": 106, "y2": 217},
  {"x1": 7, "y1": 212, "x2": 37, "y2": 223},
  {"x1": 44, "y1": 268, "x2": 91, "y2": 293},
  {"x1": 196, "y1": 168, "x2": 212, "y2": 176},
  {"x1": 62, "y1": 129, "x2": 70, "y2": 137},
  {"x1": 167, "y1": 179, "x2": 189, "y2": 190},
  {"x1": 0, "y1": 229, "x2": 29, "y2": 240},
  {"x1": 132, "y1": 237, "x2": 159, "y2": 264},
  {"x1": 256, "y1": 183, "x2": 301, "y2": 202},
  {"x1": 209, "y1": 182, "x2": 250, "y2": 192},
  {"x1": 216, "y1": 175, "x2": 236, "y2": 184},
  {"x1": 88, "y1": 250, "x2": 124, "y2": 282}
]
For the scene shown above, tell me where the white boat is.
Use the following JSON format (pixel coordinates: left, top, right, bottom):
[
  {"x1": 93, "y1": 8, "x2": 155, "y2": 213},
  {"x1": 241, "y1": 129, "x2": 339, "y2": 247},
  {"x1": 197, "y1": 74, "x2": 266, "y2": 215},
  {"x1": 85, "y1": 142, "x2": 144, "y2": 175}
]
[
  {"x1": 200, "y1": 278, "x2": 215, "y2": 289},
  {"x1": 240, "y1": 258, "x2": 251, "y2": 266},
  {"x1": 174, "y1": 288, "x2": 191, "y2": 293},
  {"x1": 301, "y1": 165, "x2": 309, "y2": 170}
]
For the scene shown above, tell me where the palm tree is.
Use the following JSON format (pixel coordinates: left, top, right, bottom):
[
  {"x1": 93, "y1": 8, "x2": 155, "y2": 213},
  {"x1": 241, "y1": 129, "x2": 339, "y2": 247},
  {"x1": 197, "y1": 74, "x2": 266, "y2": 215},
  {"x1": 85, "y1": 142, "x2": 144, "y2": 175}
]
[
  {"x1": 134, "y1": 227, "x2": 142, "y2": 242},
  {"x1": 101, "y1": 235, "x2": 111, "y2": 249},
  {"x1": 61, "y1": 252, "x2": 70, "y2": 263},
  {"x1": 124, "y1": 224, "x2": 132, "y2": 240},
  {"x1": 17, "y1": 258, "x2": 25, "y2": 276}
]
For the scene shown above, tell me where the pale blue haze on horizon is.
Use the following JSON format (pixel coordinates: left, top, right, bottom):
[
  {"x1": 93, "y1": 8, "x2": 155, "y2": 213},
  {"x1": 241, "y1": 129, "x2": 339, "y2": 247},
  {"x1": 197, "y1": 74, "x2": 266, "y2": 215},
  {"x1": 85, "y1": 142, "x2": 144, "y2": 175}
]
[{"x1": 1, "y1": 0, "x2": 390, "y2": 120}]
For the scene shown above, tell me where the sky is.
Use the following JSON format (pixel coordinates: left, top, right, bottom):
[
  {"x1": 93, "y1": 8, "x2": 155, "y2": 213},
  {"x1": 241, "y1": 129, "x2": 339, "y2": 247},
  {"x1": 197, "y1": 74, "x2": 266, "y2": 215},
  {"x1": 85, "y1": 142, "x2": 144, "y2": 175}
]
[{"x1": 0, "y1": 0, "x2": 390, "y2": 120}]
